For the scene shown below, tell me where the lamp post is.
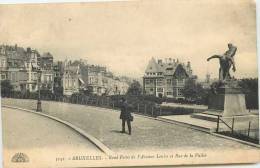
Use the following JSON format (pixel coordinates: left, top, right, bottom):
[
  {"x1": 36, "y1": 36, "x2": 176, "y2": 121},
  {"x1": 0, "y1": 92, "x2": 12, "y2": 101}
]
[{"x1": 36, "y1": 69, "x2": 42, "y2": 112}]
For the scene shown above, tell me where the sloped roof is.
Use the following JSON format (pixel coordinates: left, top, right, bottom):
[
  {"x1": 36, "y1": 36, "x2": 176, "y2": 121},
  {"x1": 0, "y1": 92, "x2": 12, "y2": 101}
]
[
  {"x1": 42, "y1": 52, "x2": 53, "y2": 58},
  {"x1": 144, "y1": 58, "x2": 192, "y2": 77},
  {"x1": 173, "y1": 64, "x2": 189, "y2": 78},
  {"x1": 145, "y1": 57, "x2": 162, "y2": 73}
]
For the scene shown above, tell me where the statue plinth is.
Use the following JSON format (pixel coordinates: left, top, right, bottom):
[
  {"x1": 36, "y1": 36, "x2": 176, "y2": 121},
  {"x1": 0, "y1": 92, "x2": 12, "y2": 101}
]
[{"x1": 205, "y1": 82, "x2": 249, "y2": 117}]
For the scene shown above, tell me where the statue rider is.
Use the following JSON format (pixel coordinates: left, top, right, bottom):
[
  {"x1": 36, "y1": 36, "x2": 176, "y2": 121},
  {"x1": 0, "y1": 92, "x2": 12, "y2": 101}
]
[{"x1": 207, "y1": 43, "x2": 237, "y2": 82}]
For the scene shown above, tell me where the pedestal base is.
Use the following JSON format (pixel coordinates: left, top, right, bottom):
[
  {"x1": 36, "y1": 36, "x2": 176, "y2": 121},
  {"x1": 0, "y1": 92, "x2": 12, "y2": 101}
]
[{"x1": 205, "y1": 86, "x2": 248, "y2": 117}]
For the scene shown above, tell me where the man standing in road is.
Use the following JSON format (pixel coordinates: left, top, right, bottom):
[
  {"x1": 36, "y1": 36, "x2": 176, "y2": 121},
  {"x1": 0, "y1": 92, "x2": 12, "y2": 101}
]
[{"x1": 120, "y1": 98, "x2": 132, "y2": 135}]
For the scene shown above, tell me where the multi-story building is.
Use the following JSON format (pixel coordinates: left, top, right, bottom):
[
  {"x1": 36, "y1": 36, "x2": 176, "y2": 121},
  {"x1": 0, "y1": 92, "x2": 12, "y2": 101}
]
[
  {"x1": 0, "y1": 45, "x2": 8, "y2": 81},
  {"x1": 143, "y1": 57, "x2": 194, "y2": 99},
  {"x1": 53, "y1": 61, "x2": 64, "y2": 95},
  {"x1": 40, "y1": 52, "x2": 54, "y2": 92},
  {"x1": 87, "y1": 65, "x2": 107, "y2": 95},
  {"x1": 62, "y1": 60, "x2": 87, "y2": 96},
  {"x1": 1, "y1": 44, "x2": 130, "y2": 97},
  {"x1": 0, "y1": 45, "x2": 30, "y2": 92},
  {"x1": 23, "y1": 48, "x2": 41, "y2": 92},
  {"x1": 85, "y1": 65, "x2": 129, "y2": 96}
]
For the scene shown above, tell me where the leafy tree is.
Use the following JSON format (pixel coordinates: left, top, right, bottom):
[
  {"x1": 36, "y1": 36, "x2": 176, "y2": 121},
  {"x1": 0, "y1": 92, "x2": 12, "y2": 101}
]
[
  {"x1": 80, "y1": 86, "x2": 93, "y2": 95},
  {"x1": 238, "y1": 78, "x2": 258, "y2": 109},
  {"x1": 183, "y1": 78, "x2": 208, "y2": 104},
  {"x1": 53, "y1": 86, "x2": 64, "y2": 97},
  {"x1": 1, "y1": 80, "x2": 13, "y2": 97},
  {"x1": 127, "y1": 80, "x2": 142, "y2": 96}
]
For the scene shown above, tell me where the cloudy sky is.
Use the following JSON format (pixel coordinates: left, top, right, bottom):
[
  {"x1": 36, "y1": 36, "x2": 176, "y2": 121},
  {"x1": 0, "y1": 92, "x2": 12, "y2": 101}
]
[{"x1": 0, "y1": 0, "x2": 257, "y2": 79}]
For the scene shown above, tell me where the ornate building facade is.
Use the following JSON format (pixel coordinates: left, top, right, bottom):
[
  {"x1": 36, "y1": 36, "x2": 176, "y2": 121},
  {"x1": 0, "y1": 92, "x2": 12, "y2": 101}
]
[{"x1": 143, "y1": 57, "x2": 195, "y2": 99}]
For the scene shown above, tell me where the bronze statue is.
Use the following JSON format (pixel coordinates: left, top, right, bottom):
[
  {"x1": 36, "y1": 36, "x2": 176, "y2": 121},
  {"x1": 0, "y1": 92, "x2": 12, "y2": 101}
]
[{"x1": 207, "y1": 43, "x2": 237, "y2": 81}]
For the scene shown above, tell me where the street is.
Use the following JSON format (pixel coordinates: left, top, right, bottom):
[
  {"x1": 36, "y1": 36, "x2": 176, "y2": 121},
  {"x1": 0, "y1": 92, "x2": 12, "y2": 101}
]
[
  {"x1": 2, "y1": 98, "x2": 258, "y2": 152},
  {"x1": 2, "y1": 107, "x2": 101, "y2": 153}
]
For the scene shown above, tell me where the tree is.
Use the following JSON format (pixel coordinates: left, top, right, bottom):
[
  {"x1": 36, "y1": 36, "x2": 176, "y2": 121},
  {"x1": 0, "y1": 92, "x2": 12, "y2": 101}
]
[
  {"x1": 183, "y1": 78, "x2": 208, "y2": 104},
  {"x1": 80, "y1": 86, "x2": 93, "y2": 95},
  {"x1": 53, "y1": 86, "x2": 64, "y2": 97},
  {"x1": 1, "y1": 80, "x2": 13, "y2": 97},
  {"x1": 127, "y1": 80, "x2": 142, "y2": 96},
  {"x1": 238, "y1": 78, "x2": 258, "y2": 109}
]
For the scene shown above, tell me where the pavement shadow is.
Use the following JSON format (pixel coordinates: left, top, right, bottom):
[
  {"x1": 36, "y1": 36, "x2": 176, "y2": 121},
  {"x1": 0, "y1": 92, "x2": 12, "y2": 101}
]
[{"x1": 110, "y1": 130, "x2": 123, "y2": 134}]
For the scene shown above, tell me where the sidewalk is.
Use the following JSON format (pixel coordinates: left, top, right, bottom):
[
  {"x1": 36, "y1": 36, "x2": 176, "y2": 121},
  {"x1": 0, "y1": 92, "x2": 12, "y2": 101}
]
[
  {"x1": 161, "y1": 102, "x2": 208, "y2": 110},
  {"x1": 158, "y1": 115, "x2": 217, "y2": 132}
]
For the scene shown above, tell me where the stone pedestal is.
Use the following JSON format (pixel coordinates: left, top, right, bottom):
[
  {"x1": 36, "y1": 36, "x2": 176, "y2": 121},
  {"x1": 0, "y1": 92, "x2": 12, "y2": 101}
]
[{"x1": 205, "y1": 86, "x2": 249, "y2": 117}]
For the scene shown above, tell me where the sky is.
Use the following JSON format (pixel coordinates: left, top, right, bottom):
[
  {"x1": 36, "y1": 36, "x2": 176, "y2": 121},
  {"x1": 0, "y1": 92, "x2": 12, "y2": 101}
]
[{"x1": 0, "y1": 0, "x2": 257, "y2": 80}]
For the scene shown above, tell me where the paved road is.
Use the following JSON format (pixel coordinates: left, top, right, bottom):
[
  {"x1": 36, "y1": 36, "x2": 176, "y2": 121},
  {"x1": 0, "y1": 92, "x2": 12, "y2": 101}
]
[
  {"x1": 2, "y1": 98, "x2": 258, "y2": 152},
  {"x1": 2, "y1": 107, "x2": 101, "y2": 153}
]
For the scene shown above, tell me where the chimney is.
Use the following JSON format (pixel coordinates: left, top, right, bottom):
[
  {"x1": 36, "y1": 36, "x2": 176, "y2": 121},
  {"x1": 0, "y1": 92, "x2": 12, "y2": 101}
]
[
  {"x1": 164, "y1": 58, "x2": 168, "y2": 64},
  {"x1": 27, "y1": 47, "x2": 31, "y2": 53},
  {"x1": 158, "y1": 59, "x2": 162, "y2": 64},
  {"x1": 187, "y1": 61, "x2": 191, "y2": 68}
]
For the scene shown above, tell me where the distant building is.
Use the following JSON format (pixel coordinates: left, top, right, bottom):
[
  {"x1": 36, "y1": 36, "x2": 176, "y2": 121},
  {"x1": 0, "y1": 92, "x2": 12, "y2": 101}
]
[
  {"x1": 23, "y1": 48, "x2": 41, "y2": 92},
  {"x1": 143, "y1": 57, "x2": 194, "y2": 99},
  {"x1": 0, "y1": 45, "x2": 31, "y2": 92},
  {"x1": 0, "y1": 45, "x2": 9, "y2": 81},
  {"x1": 87, "y1": 65, "x2": 107, "y2": 95},
  {"x1": 199, "y1": 73, "x2": 218, "y2": 89},
  {"x1": 40, "y1": 52, "x2": 54, "y2": 92},
  {"x1": 88, "y1": 66, "x2": 130, "y2": 96},
  {"x1": 1, "y1": 44, "x2": 130, "y2": 97},
  {"x1": 62, "y1": 60, "x2": 87, "y2": 96},
  {"x1": 53, "y1": 61, "x2": 64, "y2": 96}
]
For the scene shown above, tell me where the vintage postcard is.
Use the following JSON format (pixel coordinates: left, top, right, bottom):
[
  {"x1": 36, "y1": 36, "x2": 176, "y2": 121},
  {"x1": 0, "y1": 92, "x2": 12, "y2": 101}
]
[{"x1": 0, "y1": 0, "x2": 259, "y2": 167}]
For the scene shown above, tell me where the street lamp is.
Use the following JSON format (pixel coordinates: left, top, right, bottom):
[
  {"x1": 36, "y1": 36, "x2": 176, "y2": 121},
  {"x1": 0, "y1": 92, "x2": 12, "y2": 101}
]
[{"x1": 36, "y1": 69, "x2": 42, "y2": 112}]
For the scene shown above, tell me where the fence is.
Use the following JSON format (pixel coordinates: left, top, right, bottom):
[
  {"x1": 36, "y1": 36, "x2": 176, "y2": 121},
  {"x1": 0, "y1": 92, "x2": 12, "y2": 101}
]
[
  {"x1": 216, "y1": 115, "x2": 259, "y2": 144},
  {"x1": 6, "y1": 92, "x2": 163, "y2": 117},
  {"x1": 5, "y1": 91, "x2": 213, "y2": 117}
]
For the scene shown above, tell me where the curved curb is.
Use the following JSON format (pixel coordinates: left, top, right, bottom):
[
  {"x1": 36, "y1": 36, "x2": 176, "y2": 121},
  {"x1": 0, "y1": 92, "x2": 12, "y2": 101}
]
[{"x1": 2, "y1": 105, "x2": 114, "y2": 155}]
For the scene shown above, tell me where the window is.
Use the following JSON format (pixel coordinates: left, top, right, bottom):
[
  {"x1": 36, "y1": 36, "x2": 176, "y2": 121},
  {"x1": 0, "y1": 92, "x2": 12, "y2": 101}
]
[
  {"x1": 157, "y1": 88, "x2": 163, "y2": 92},
  {"x1": 177, "y1": 79, "x2": 185, "y2": 85},
  {"x1": 1, "y1": 74, "x2": 6, "y2": 80},
  {"x1": 44, "y1": 75, "x2": 48, "y2": 82},
  {"x1": 172, "y1": 79, "x2": 177, "y2": 85},
  {"x1": 177, "y1": 88, "x2": 184, "y2": 96},
  {"x1": 11, "y1": 72, "x2": 16, "y2": 82},
  {"x1": 150, "y1": 88, "x2": 154, "y2": 92},
  {"x1": 0, "y1": 59, "x2": 5, "y2": 67},
  {"x1": 32, "y1": 84, "x2": 36, "y2": 90},
  {"x1": 167, "y1": 92, "x2": 172, "y2": 95},
  {"x1": 167, "y1": 79, "x2": 172, "y2": 85},
  {"x1": 157, "y1": 79, "x2": 163, "y2": 85},
  {"x1": 145, "y1": 79, "x2": 155, "y2": 85},
  {"x1": 145, "y1": 79, "x2": 150, "y2": 85},
  {"x1": 65, "y1": 80, "x2": 68, "y2": 88}
]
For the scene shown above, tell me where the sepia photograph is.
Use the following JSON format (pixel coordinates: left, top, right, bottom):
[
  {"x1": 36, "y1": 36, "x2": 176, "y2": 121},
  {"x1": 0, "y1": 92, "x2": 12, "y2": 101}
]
[{"x1": 0, "y1": 0, "x2": 259, "y2": 167}]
